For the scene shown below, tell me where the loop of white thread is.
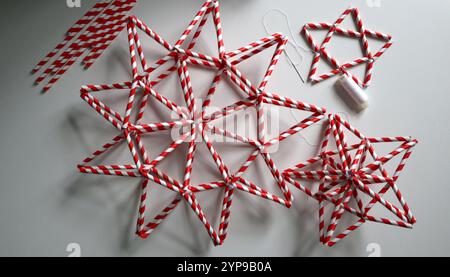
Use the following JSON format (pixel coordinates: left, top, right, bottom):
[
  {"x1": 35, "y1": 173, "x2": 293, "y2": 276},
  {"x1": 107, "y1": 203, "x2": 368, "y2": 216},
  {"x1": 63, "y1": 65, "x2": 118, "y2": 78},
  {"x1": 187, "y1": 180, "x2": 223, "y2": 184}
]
[
  {"x1": 262, "y1": 9, "x2": 319, "y2": 148},
  {"x1": 288, "y1": 110, "x2": 351, "y2": 148},
  {"x1": 262, "y1": 9, "x2": 312, "y2": 83},
  {"x1": 262, "y1": 9, "x2": 313, "y2": 61},
  {"x1": 261, "y1": 10, "x2": 352, "y2": 149}
]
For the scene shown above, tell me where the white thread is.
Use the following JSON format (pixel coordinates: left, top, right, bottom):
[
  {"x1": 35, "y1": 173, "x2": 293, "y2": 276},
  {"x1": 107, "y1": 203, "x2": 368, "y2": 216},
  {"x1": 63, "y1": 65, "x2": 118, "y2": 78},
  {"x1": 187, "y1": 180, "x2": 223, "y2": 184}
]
[
  {"x1": 288, "y1": 111, "x2": 350, "y2": 148},
  {"x1": 262, "y1": 9, "x2": 317, "y2": 147},
  {"x1": 262, "y1": 9, "x2": 313, "y2": 83},
  {"x1": 261, "y1": 10, "x2": 352, "y2": 149},
  {"x1": 262, "y1": 9, "x2": 312, "y2": 57},
  {"x1": 338, "y1": 75, "x2": 369, "y2": 110}
]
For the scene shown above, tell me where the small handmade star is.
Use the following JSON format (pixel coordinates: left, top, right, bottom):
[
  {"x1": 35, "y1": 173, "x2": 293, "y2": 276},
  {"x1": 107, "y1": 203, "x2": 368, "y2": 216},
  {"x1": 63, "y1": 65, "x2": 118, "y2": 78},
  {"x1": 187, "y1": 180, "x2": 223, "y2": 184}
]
[
  {"x1": 302, "y1": 7, "x2": 393, "y2": 88},
  {"x1": 283, "y1": 114, "x2": 418, "y2": 246}
]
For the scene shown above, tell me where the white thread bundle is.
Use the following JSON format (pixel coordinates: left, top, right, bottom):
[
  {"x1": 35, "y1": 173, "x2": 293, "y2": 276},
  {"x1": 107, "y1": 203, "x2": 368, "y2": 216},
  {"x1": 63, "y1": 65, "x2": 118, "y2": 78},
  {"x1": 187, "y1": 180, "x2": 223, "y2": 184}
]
[{"x1": 337, "y1": 75, "x2": 369, "y2": 110}]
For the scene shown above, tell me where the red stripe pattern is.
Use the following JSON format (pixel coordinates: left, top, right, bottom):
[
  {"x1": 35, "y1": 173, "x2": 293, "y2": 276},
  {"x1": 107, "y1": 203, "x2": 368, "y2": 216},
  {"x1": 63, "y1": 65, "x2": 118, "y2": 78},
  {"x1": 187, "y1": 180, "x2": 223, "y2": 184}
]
[
  {"x1": 32, "y1": 0, "x2": 137, "y2": 93},
  {"x1": 74, "y1": 1, "x2": 417, "y2": 248},
  {"x1": 301, "y1": 7, "x2": 393, "y2": 89},
  {"x1": 77, "y1": 0, "x2": 328, "y2": 246},
  {"x1": 283, "y1": 114, "x2": 418, "y2": 247}
]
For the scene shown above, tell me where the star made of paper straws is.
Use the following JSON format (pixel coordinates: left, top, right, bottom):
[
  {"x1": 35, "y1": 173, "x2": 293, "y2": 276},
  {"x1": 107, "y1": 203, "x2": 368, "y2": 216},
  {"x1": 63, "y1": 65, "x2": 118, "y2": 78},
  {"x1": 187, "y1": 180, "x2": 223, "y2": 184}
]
[
  {"x1": 78, "y1": 0, "x2": 327, "y2": 246},
  {"x1": 283, "y1": 114, "x2": 418, "y2": 246},
  {"x1": 75, "y1": 0, "x2": 417, "y2": 247},
  {"x1": 302, "y1": 7, "x2": 393, "y2": 88}
]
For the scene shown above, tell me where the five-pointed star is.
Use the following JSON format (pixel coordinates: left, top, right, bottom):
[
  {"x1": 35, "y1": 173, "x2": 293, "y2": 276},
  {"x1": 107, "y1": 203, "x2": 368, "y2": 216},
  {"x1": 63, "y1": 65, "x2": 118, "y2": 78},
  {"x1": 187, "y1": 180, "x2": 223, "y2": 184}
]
[{"x1": 302, "y1": 7, "x2": 393, "y2": 88}]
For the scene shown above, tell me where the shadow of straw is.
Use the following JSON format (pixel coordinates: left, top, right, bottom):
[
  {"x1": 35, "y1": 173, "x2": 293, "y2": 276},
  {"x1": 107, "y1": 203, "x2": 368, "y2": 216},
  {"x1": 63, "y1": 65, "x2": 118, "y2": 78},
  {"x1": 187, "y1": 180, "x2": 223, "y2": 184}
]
[{"x1": 56, "y1": 105, "x2": 223, "y2": 256}]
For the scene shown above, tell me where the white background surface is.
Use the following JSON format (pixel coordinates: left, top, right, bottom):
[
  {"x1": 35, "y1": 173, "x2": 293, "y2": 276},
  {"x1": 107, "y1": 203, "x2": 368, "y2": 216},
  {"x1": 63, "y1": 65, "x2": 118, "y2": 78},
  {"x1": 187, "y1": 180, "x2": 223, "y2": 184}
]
[{"x1": 0, "y1": 0, "x2": 449, "y2": 257}]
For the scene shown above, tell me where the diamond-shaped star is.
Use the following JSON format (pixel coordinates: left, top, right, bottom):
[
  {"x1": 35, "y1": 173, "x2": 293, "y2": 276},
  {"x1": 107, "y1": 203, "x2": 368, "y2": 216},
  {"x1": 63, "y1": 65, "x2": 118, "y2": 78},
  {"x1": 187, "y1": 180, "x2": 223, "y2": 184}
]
[{"x1": 283, "y1": 114, "x2": 418, "y2": 246}]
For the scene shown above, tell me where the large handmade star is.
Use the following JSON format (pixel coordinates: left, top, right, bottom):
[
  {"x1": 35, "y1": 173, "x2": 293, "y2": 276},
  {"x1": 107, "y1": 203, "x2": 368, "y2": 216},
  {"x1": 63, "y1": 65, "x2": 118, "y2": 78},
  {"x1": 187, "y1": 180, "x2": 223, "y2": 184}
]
[
  {"x1": 78, "y1": 0, "x2": 327, "y2": 246},
  {"x1": 76, "y1": 0, "x2": 418, "y2": 248},
  {"x1": 283, "y1": 114, "x2": 418, "y2": 246},
  {"x1": 302, "y1": 7, "x2": 393, "y2": 88}
]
